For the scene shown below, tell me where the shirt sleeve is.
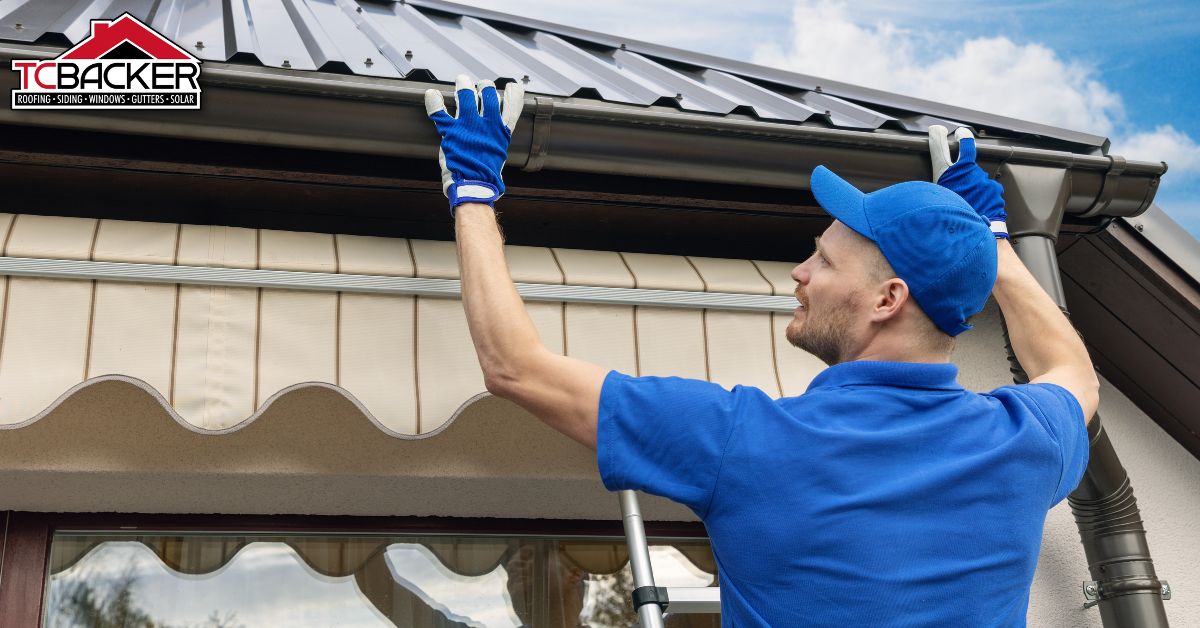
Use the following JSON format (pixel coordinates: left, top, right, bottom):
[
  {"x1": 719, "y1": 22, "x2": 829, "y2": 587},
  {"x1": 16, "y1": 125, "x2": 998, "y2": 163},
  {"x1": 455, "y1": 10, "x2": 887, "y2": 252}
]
[
  {"x1": 1001, "y1": 382, "x2": 1091, "y2": 506},
  {"x1": 596, "y1": 369, "x2": 746, "y2": 517}
]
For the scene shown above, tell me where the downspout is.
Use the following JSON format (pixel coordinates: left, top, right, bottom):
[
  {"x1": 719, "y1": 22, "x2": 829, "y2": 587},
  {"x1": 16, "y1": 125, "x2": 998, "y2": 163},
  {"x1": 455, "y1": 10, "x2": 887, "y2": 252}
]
[{"x1": 997, "y1": 161, "x2": 1170, "y2": 626}]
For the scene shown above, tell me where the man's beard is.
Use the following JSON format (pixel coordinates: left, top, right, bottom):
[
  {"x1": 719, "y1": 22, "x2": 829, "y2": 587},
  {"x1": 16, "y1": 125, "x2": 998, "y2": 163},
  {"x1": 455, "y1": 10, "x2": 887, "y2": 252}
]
[{"x1": 786, "y1": 292, "x2": 858, "y2": 366}]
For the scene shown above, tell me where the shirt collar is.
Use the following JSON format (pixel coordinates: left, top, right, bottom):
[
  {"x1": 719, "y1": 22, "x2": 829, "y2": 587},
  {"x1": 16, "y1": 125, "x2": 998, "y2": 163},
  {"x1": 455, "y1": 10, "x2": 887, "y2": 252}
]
[{"x1": 805, "y1": 360, "x2": 962, "y2": 393}]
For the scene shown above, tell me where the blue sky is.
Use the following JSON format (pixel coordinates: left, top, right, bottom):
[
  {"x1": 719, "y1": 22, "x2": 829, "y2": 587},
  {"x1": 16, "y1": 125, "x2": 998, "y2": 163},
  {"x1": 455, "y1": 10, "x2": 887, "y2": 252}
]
[{"x1": 455, "y1": 0, "x2": 1200, "y2": 239}]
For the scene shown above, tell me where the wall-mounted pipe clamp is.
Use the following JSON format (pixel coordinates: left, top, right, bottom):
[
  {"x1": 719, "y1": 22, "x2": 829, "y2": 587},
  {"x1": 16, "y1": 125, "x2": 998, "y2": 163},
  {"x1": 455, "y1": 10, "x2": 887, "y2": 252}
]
[{"x1": 1082, "y1": 579, "x2": 1171, "y2": 609}]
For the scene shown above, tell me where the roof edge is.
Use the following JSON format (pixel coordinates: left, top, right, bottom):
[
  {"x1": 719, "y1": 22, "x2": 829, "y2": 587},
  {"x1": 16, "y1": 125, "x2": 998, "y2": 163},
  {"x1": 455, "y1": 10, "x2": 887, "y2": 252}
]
[
  {"x1": 0, "y1": 44, "x2": 1164, "y2": 222},
  {"x1": 1121, "y1": 205, "x2": 1200, "y2": 285}
]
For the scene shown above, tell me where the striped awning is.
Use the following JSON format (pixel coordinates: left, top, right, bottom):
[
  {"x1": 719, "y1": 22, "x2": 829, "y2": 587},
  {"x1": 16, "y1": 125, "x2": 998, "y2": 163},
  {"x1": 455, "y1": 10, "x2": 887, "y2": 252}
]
[
  {"x1": 0, "y1": 213, "x2": 823, "y2": 433},
  {"x1": 0, "y1": 213, "x2": 825, "y2": 517}
]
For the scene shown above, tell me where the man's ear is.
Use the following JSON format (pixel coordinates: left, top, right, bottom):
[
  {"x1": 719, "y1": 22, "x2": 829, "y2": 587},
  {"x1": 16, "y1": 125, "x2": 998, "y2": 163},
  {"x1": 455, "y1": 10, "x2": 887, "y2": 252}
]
[{"x1": 872, "y1": 278, "x2": 909, "y2": 322}]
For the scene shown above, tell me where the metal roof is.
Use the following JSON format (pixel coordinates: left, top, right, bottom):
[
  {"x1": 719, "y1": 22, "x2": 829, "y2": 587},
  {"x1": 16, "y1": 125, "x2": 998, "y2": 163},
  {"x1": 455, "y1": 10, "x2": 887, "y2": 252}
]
[{"x1": 0, "y1": 0, "x2": 1108, "y2": 151}]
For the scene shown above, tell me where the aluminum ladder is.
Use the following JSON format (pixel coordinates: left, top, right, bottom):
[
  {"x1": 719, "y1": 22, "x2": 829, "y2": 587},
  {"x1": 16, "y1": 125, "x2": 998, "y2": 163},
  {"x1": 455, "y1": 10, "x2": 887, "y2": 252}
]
[{"x1": 619, "y1": 490, "x2": 721, "y2": 626}]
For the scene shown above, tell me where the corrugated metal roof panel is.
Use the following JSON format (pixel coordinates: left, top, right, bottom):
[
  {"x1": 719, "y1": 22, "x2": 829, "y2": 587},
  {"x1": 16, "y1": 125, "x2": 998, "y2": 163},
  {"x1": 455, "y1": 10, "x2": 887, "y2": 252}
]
[
  {"x1": 526, "y1": 31, "x2": 661, "y2": 104},
  {"x1": 697, "y1": 70, "x2": 823, "y2": 122},
  {"x1": 611, "y1": 48, "x2": 738, "y2": 113},
  {"x1": 0, "y1": 0, "x2": 1108, "y2": 150}
]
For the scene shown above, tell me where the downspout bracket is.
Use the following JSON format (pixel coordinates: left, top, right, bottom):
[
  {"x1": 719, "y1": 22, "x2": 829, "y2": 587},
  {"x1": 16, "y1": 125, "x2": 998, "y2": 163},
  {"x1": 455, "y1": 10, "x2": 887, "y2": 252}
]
[{"x1": 1081, "y1": 579, "x2": 1171, "y2": 609}]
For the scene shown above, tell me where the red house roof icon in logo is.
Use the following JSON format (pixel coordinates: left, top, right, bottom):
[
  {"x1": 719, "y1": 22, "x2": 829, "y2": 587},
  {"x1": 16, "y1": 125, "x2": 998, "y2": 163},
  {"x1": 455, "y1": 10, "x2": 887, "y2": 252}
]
[{"x1": 60, "y1": 12, "x2": 196, "y2": 61}]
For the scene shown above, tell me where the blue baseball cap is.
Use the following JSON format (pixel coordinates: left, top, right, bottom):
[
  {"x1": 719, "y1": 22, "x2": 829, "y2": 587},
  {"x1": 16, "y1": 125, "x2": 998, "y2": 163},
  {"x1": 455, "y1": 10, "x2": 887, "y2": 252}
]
[{"x1": 810, "y1": 165, "x2": 996, "y2": 337}]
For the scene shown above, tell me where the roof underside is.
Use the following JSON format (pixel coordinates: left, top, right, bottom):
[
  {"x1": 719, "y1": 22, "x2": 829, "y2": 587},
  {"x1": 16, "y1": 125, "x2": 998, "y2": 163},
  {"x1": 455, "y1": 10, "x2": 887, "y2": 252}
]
[{"x1": 0, "y1": 0, "x2": 1107, "y2": 152}]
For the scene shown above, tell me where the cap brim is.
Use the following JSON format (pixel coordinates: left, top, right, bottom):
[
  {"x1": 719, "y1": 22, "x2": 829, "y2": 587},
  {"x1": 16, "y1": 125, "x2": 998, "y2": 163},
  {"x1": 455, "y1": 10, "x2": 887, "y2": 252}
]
[{"x1": 811, "y1": 165, "x2": 874, "y2": 241}]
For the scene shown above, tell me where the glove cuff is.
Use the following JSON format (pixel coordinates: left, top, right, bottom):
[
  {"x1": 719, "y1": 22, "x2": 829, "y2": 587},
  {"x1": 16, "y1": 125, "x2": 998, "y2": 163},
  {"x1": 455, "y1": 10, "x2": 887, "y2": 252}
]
[
  {"x1": 990, "y1": 220, "x2": 1010, "y2": 239},
  {"x1": 448, "y1": 181, "x2": 502, "y2": 216}
]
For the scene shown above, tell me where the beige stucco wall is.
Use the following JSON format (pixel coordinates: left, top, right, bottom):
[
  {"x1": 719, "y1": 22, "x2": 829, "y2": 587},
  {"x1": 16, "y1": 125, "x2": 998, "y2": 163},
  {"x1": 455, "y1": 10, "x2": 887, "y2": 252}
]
[{"x1": 956, "y1": 300, "x2": 1199, "y2": 627}]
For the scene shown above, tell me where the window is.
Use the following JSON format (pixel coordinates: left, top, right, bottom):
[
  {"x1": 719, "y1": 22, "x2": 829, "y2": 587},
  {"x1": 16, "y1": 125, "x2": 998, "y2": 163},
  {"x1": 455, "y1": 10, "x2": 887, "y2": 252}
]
[{"x1": 43, "y1": 532, "x2": 718, "y2": 627}]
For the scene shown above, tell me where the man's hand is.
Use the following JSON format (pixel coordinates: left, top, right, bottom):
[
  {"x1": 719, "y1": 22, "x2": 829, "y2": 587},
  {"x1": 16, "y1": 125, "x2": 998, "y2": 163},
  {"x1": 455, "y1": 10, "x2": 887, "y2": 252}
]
[
  {"x1": 928, "y1": 125, "x2": 1009, "y2": 239},
  {"x1": 425, "y1": 75, "x2": 524, "y2": 215}
]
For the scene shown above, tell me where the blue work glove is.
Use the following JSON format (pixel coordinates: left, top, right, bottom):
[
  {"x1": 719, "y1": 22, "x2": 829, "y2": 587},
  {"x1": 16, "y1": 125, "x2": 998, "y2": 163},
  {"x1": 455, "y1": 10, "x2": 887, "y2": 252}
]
[
  {"x1": 424, "y1": 74, "x2": 525, "y2": 216},
  {"x1": 929, "y1": 125, "x2": 1009, "y2": 239}
]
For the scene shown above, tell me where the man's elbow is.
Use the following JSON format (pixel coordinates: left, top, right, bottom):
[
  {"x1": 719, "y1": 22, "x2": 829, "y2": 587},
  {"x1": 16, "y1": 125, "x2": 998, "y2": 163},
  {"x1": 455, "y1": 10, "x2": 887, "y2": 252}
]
[
  {"x1": 1064, "y1": 364, "x2": 1101, "y2": 424},
  {"x1": 483, "y1": 365, "x2": 518, "y2": 398},
  {"x1": 481, "y1": 351, "x2": 538, "y2": 399}
]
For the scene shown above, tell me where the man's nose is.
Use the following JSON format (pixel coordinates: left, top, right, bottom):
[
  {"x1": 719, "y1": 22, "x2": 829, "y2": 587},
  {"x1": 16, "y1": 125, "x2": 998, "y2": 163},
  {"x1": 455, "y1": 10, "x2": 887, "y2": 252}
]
[{"x1": 791, "y1": 261, "x2": 809, "y2": 285}]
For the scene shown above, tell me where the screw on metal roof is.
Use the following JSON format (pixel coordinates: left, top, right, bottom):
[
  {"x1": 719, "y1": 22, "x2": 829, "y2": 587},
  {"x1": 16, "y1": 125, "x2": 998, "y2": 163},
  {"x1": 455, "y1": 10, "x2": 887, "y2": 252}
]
[
  {"x1": 195, "y1": 41, "x2": 204, "y2": 49},
  {"x1": 365, "y1": 58, "x2": 373, "y2": 66},
  {"x1": 404, "y1": 50, "x2": 413, "y2": 61},
  {"x1": 282, "y1": 60, "x2": 291, "y2": 68}
]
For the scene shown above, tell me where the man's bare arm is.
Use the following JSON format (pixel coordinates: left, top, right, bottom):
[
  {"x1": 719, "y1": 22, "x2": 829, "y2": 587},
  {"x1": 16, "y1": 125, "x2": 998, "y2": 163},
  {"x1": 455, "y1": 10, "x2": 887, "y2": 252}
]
[
  {"x1": 992, "y1": 239, "x2": 1100, "y2": 422},
  {"x1": 455, "y1": 203, "x2": 608, "y2": 449}
]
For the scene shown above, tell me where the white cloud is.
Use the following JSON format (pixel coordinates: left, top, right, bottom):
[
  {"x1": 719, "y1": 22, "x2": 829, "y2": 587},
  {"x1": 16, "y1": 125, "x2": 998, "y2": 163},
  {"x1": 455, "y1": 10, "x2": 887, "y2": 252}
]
[
  {"x1": 1113, "y1": 125, "x2": 1200, "y2": 173},
  {"x1": 751, "y1": 0, "x2": 1124, "y2": 135}
]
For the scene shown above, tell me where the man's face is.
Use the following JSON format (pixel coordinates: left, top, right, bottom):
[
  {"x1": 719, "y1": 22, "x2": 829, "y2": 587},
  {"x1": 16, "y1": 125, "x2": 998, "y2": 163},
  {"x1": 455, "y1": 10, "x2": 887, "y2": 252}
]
[{"x1": 785, "y1": 221, "x2": 872, "y2": 366}]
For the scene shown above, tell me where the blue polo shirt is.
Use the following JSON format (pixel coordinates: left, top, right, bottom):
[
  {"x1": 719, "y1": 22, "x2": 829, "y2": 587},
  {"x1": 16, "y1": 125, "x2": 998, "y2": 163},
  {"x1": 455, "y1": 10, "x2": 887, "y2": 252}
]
[{"x1": 597, "y1": 360, "x2": 1089, "y2": 627}]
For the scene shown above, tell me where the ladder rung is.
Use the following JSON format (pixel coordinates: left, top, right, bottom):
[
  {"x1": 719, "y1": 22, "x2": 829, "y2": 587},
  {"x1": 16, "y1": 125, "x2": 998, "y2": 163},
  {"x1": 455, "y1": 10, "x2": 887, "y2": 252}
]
[
  {"x1": 663, "y1": 586, "x2": 721, "y2": 614},
  {"x1": 619, "y1": 490, "x2": 722, "y2": 624}
]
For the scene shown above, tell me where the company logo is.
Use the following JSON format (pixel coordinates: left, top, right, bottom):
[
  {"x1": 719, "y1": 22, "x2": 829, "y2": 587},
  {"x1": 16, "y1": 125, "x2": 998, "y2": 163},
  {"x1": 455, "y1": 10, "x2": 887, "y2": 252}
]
[{"x1": 10, "y1": 12, "x2": 201, "y2": 110}]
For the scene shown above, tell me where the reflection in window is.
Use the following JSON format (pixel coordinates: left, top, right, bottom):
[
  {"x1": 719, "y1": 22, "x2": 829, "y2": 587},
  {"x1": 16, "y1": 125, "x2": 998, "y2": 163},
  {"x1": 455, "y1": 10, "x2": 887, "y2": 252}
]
[
  {"x1": 43, "y1": 533, "x2": 719, "y2": 628},
  {"x1": 384, "y1": 544, "x2": 522, "y2": 627},
  {"x1": 45, "y1": 541, "x2": 390, "y2": 627}
]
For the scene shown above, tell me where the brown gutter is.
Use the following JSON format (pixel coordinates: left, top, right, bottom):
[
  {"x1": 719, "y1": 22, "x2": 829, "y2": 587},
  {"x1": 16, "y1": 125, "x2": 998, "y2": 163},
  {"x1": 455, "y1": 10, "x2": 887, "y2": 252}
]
[{"x1": 0, "y1": 43, "x2": 1166, "y2": 221}]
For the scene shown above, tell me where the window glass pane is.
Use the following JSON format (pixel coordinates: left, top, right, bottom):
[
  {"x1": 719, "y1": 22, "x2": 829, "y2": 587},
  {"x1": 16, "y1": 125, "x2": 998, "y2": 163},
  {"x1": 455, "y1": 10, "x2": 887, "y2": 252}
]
[{"x1": 43, "y1": 533, "x2": 717, "y2": 628}]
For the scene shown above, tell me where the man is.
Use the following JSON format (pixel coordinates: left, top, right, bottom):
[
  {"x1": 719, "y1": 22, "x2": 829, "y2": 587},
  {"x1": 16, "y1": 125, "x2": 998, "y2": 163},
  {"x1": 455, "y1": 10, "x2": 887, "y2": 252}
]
[{"x1": 426, "y1": 75, "x2": 1095, "y2": 626}]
